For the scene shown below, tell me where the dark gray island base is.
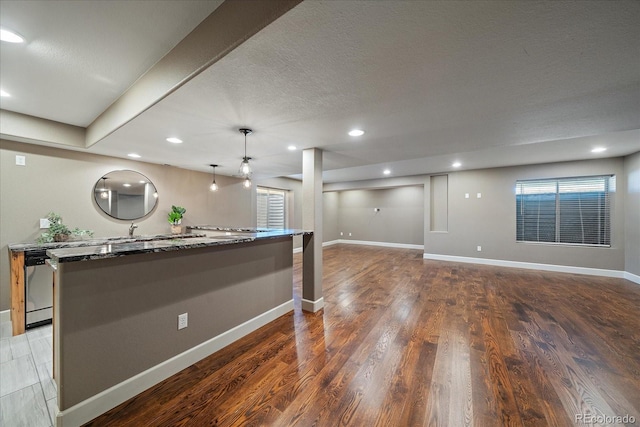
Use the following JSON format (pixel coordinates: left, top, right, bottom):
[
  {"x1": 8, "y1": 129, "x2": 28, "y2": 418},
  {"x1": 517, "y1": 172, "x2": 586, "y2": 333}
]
[
  {"x1": 47, "y1": 228, "x2": 309, "y2": 427},
  {"x1": 7, "y1": 233, "x2": 204, "y2": 336}
]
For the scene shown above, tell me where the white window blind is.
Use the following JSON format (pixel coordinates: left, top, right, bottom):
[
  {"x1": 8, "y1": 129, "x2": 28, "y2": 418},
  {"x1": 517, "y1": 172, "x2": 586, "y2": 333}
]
[
  {"x1": 516, "y1": 175, "x2": 612, "y2": 246},
  {"x1": 257, "y1": 187, "x2": 286, "y2": 229}
]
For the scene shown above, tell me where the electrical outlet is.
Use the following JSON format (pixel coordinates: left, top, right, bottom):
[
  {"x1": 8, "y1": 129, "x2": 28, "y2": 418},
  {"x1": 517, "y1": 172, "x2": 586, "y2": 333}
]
[
  {"x1": 39, "y1": 218, "x2": 51, "y2": 229},
  {"x1": 374, "y1": 208, "x2": 380, "y2": 212},
  {"x1": 178, "y1": 313, "x2": 188, "y2": 330},
  {"x1": 477, "y1": 246, "x2": 482, "y2": 252},
  {"x1": 477, "y1": 193, "x2": 482, "y2": 198}
]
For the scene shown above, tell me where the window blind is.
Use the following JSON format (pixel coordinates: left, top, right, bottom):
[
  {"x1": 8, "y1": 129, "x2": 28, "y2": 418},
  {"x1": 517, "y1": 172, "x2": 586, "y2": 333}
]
[
  {"x1": 257, "y1": 187, "x2": 286, "y2": 229},
  {"x1": 515, "y1": 175, "x2": 612, "y2": 246}
]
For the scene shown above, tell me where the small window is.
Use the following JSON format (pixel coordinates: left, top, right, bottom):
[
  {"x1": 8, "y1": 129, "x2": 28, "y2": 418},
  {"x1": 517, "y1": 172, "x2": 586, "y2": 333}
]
[
  {"x1": 257, "y1": 187, "x2": 286, "y2": 229},
  {"x1": 516, "y1": 175, "x2": 613, "y2": 247}
]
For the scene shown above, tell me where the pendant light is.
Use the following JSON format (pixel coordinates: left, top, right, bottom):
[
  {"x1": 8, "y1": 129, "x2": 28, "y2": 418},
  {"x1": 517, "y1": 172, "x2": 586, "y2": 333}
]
[
  {"x1": 209, "y1": 164, "x2": 219, "y2": 192},
  {"x1": 237, "y1": 128, "x2": 253, "y2": 189},
  {"x1": 238, "y1": 128, "x2": 253, "y2": 178},
  {"x1": 99, "y1": 177, "x2": 109, "y2": 199}
]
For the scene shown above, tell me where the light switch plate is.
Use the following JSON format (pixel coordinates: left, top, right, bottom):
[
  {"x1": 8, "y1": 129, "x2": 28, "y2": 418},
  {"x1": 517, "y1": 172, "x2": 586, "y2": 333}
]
[
  {"x1": 40, "y1": 219, "x2": 51, "y2": 229},
  {"x1": 16, "y1": 155, "x2": 26, "y2": 166},
  {"x1": 465, "y1": 193, "x2": 470, "y2": 199},
  {"x1": 477, "y1": 193, "x2": 482, "y2": 198}
]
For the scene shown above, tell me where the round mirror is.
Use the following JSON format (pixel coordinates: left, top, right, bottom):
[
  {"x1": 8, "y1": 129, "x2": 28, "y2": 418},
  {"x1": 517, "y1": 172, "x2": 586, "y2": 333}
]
[{"x1": 94, "y1": 170, "x2": 158, "y2": 220}]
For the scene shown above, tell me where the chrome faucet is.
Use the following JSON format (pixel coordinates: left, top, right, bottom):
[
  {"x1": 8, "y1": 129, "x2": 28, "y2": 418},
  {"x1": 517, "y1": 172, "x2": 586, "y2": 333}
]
[{"x1": 129, "y1": 222, "x2": 138, "y2": 237}]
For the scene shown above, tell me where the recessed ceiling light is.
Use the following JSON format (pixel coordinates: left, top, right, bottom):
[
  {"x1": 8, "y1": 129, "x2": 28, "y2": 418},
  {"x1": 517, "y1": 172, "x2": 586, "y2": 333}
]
[
  {"x1": 123, "y1": 183, "x2": 131, "y2": 187},
  {"x1": 591, "y1": 147, "x2": 607, "y2": 153},
  {"x1": 139, "y1": 180, "x2": 146, "y2": 184},
  {"x1": 0, "y1": 28, "x2": 25, "y2": 43},
  {"x1": 383, "y1": 169, "x2": 391, "y2": 175},
  {"x1": 0, "y1": 89, "x2": 9, "y2": 97},
  {"x1": 127, "y1": 153, "x2": 141, "y2": 158},
  {"x1": 452, "y1": 162, "x2": 462, "y2": 168},
  {"x1": 288, "y1": 145, "x2": 297, "y2": 151},
  {"x1": 166, "y1": 137, "x2": 183, "y2": 144},
  {"x1": 348, "y1": 129, "x2": 365, "y2": 137}
]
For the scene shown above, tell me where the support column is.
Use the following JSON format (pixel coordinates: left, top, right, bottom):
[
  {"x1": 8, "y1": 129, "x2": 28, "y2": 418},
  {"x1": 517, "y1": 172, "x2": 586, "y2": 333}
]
[{"x1": 302, "y1": 148, "x2": 324, "y2": 312}]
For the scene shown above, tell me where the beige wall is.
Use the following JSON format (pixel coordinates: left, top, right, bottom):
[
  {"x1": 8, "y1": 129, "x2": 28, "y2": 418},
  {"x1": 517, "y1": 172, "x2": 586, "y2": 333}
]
[
  {"x1": 329, "y1": 186, "x2": 424, "y2": 246},
  {"x1": 424, "y1": 158, "x2": 627, "y2": 270},
  {"x1": 625, "y1": 152, "x2": 640, "y2": 276},
  {"x1": 326, "y1": 157, "x2": 636, "y2": 275},
  {"x1": 323, "y1": 191, "x2": 340, "y2": 242},
  {"x1": 0, "y1": 139, "x2": 276, "y2": 311},
  {"x1": 2, "y1": 138, "x2": 636, "y2": 313}
]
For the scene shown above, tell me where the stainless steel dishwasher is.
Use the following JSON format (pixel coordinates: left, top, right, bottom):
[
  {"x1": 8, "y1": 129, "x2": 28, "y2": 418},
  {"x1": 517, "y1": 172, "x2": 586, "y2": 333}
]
[{"x1": 24, "y1": 249, "x2": 53, "y2": 329}]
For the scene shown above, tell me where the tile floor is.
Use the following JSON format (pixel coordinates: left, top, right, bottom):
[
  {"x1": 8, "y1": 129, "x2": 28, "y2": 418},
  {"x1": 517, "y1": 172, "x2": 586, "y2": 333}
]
[{"x1": 0, "y1": 321, "x2": 57, "y2": 427}]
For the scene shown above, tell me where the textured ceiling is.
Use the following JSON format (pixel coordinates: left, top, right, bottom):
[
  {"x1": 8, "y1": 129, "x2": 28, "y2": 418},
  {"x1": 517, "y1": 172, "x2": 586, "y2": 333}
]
[
  {"x1": 0, "y1": 0, "x2": 222, "y2": 126},
  {"x1": 1, "y1": 1, "x2": 639, "y2": 183}
]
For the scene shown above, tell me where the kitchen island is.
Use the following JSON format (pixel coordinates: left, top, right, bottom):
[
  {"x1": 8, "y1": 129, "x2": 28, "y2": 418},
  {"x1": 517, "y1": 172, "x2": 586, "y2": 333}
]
[
  {"x1": 8, "y1": 233, "x2": 201, "y2": 336},
  {"x1": 46, "y1": 228, "x2": 309, "y2": 427}
]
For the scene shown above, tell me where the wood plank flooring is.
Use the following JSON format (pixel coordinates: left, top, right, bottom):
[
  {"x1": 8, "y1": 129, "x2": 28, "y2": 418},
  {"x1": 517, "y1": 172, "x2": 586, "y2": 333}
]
[{"x1": 85, "y1": 245, "x2": 640, "y2": 426}]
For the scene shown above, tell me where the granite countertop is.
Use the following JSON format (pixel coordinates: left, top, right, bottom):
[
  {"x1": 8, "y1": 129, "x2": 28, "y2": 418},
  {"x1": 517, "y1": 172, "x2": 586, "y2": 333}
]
[
  {"x1": 46, "y1": 229, "x2": 310, "y2": 264},
  {"x1": 187, "y1": 225, "x2": 273, "y2": 232},
  {"x1": 9, "y1": 233, "x2": 203, "y2": 253}
]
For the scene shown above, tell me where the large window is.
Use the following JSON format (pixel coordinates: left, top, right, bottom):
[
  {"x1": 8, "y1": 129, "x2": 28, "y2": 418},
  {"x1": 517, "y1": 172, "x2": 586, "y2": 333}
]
[
  {"x1": 257, "y1": 187, "x2": 286, "y2": 229},
  {"x1": 516, "y1": 175, "x2": 613, "y2": 246}
]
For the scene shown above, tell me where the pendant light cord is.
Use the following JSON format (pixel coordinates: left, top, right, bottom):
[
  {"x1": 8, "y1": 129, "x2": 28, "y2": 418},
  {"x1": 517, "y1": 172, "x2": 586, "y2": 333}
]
[{"x1": 244, "y1": 132, "x2": 248, "y2": 160}]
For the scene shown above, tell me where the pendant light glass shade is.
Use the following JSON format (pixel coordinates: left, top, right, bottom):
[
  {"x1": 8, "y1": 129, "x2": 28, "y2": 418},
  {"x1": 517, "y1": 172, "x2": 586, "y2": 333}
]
[
  {"x1": 243, "y1": 177, "x2": 252, "y2": 189},
  {"x1": 209, "y1": 164, "x2": 219, "y2": 192},
  {"x1": 239, "y1": 158, "x2": 251, "y2": 176}
]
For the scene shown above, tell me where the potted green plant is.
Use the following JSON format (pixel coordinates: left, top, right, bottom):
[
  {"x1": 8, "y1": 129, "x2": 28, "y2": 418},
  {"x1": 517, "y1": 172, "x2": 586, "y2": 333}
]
[
  {"x1": 168, "y1": 205, "x2": 186, "y2": 234},
  {"x1": 37, "y1": 212, "x2": 94, "y2": 244}
]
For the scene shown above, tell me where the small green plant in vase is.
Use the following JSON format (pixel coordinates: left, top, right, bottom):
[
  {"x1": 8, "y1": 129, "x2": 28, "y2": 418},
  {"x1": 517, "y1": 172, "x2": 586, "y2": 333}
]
[
  {"x1": 168, "y1": 205, "x2": 186, "y2": 234},
  {"x1": 37, "y1": 212, "x2": 94, "y2": 244}
]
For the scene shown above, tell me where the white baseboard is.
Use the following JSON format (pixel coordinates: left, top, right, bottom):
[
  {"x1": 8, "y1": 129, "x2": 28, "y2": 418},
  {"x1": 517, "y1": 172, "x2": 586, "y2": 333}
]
[
  {"x1": 423, "y1": 253, "x2": 628, "y2": 279},
  {"x1": 295, "y1": 241, "x2": 339, "y2": 252},
  {"x1": 56, "y1": 299, "x2": 294, "y2": 427},
  {"x1": 337, "y1": 239, "x2": 424, "y2": 250},
  {"x1": 0, "y1": 310, "x2": 10, "y2": 324},
  {"x1": 301, "y1": 297, "x2": 324, "y2": 313},
  {"x1": 321, "y1": 242, "x2": 640, "y2": 285},
  {"x1": 294, "y1": 240, "x2": 340, "y2": 251},
  {"x1": 624, "y1": 271, "x2": 640, "y2": 285}
]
